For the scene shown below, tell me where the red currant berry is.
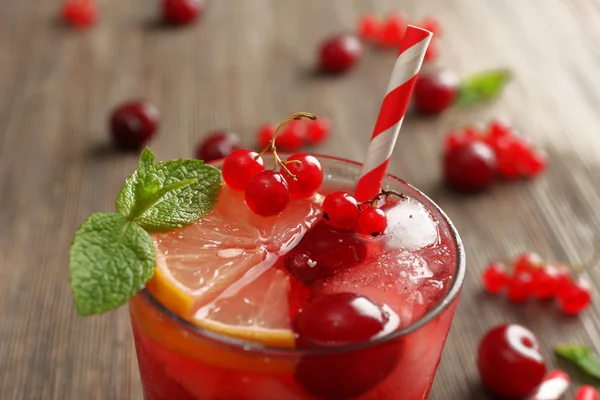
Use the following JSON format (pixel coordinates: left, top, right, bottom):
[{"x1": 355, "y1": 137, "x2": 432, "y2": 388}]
[
  {"x1": 444, "y1": 141, "x2": 497, "y2": 191},
  {"x1": 485, "y1": 120, "x2": 512, "y2": 145},
  {"x1": 413, "y1": 69, "x2": 460, "y2": 115},
  {"x1": 322, "y1": 192, "x2": 360, "y2": 230},
  {"x1": 306, "y1": 118, "x2": 330, "y2": 145},
  {"x1": 531, "y1": 264, "x2": 561, "y2": 300},
  {"x1": 558, "y1": 276, "x2": 592, "y2": 315},
  {"x1": 256, "y1": 123, "x2": 276, "y2": 149},
  {"x1": 555, "y1": 266, "x2": 573, "y2": 297},
  {"x1": 62, "y1": 0, "x2": 97, "y2": 28},
  {"x1": 110, "y1": 100, "x2": 159, "y2": 150},
  {"x1": 377, "y1": 13, "x2": 406, "y2": 47},
  {"x1": 494, "y1": 136, "x2": 529, "y2": 180},
  {"x1": 356, "y1": 206, "x2": 387, "y2": 237},
  {"x1": 162, "y1": 0, "x2": 203, "y2": 26},
  {"x1": 575, "y1": 385, "x2": 599, "y2": 400},
  {"x1": 222, "y1": 149, "x2": 265, "y2": 191},
  {"x1": 358, "y1": 14, "x2": 380, "y2": 42},
  {"x1": 276, "y1": 120, "x2": 305, "y2": 151},
  {"x1": 507, "y1": 270, "x2": 534, "y2": 302},
  {"x1": 520, "y1": 149, "x2": 548, "y2": 178},
  {"x1": 319, "y1": 34, "x2": 362, "y2": 74},
  {"x1": 282, "y1": 154, "x2": 323, "y2": 199},
  {"x1": 284, "y1": 221, "x2": 367, "y2": 283},
  {"x1": 478, "y1": 324, "x2": 547, "y2": 399},
  {"x1": 244, "y1": 171, "x2": 290, "y2": 217},
  {"x1": 293, "y1": 293, "x2": 400, "y2": 399},
  {"x1": 195, "y1": 131, "x2": 240, "y2": 163},
  {"x1": 514, "y1": 252, "x2": 543, "y2": 274},
  {"x1": 482, "y1": 262, "x2": 509, "y2": 294},
  {"x1": 421, "y1": 17, "x2": 441, "y2": 36}
]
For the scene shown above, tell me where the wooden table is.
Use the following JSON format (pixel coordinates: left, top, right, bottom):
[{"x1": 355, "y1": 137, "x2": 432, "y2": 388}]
[{"x1": 2, "y1": 0, "x2": 600, "y2": 398}]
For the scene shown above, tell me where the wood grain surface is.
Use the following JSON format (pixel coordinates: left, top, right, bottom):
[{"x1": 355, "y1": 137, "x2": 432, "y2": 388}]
[{"x1": 2, "y1": 0, "x2": 600, "y2": 398}]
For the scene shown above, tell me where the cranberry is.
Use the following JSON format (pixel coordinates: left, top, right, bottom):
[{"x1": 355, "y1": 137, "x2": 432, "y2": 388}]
[
  {"x1": 356, "y1": 206, "x2": 387, "y2": 237},
  {"x1": 358, "y1": 14, "x2": 380, "y2": 42},
  {"x1": 283, "y1": 221, "x2": 367, "y2": 283},
  {"x1": 507, "y1": 270, "x2": 534, "y2": 302},
  {"x1": 531, "y1": 265, "x2": 561, "y2": 300},
  {"x1": 222, "y1": 149, "x2": 265, "y2": 190},
  {"x1": 377, "y1": 13, "x2": 406, "y2": 47},
  {"x1": 276, "y1": 120, "x2": 305, "y2": 151},
  {"x1": 287, "y1": 276, "x2": 310, "y2": 322},
  {"x1": 162, "y1": 0, "x2": 203, "y2": 26},
  {"x1": 478, "y1": 324, "x2": 547, "y2": 399},
  {"x1": 282, "y1": 154, "x2": 323, "y2": 199},
  {"x1": 558, "y1": 276, "x2": 592, "y2": 315},
  {"x1": 413, "y1": 69, "x2": 460, "y2": 115},
  {"x1": 444, "y1": 141, "x2": 497, "y2": 191},
  {"x1": 110, "y1": 100, "x2": 159, "y2": 150},
  {"x1": 319, "y1": 34, "x2": 362, "y2": 74},
  {"x1": 322, "y1": 192, "x2": 361, "y2": 230},
  {"x1": 284, "y1": 251, "x2": 323, "y2": 285},
  {"x1": 293, "y1": 293, "x2": 400, "y2": 398},
  {"x1": 306, "y1": 118, "x2": 330, "y2": 145},
  {"x1": 195, "y1": 131, "x2": 240, "y2": 163},
  {"x1": 256, "y1": 123, "x2": 276, "y2": 149},
  {"x1": 294, "y1": 293, "x2": 389, "y2": 347},
  {"x1": 576, "y1": 385, "x2": 599, "y2": 400},
  {"x1": 244, "y1": 171, "x2": 290, "y2": 216},
  {"x1": 482, "y1": 262, "x2": 509, "y2": 294},
  {"x1": 62, "y1": 0, "x2": 97, "y2": 28}
]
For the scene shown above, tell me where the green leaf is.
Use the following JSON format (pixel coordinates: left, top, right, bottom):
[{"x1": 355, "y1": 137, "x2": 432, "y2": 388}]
[
  {"x1": 69, "y1": 213, "x2": 155, "y2": 315},
  {"x1": 456, "y1": 69, "x2": 512, "y2": 107},
  {"x1": 116, "y1": 149, "x2": 222, "y2": 231},
  {"x1": 555, "y1": 344, "x2": 600, "y2": 380}
]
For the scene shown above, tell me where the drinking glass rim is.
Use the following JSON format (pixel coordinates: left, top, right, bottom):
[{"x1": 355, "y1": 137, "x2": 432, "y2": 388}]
[{"x1": 139, "y1": 153, "x2": 466, "y2": 356}]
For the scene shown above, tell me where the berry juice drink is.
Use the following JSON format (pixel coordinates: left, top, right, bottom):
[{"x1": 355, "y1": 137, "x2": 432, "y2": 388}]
[{"x1": 129, "y1": 154, "x2": 465, "y2": 400}]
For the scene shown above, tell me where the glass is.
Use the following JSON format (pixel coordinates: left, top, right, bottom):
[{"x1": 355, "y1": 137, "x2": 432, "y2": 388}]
[{"x1": 129, "y1": 154, "x2": 466, "y2": 400}]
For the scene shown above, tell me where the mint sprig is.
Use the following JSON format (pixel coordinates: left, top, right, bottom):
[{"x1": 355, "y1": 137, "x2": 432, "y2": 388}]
[
  {"x1": 69, "y1": 148, "x2": 222, "y2": 315},
  {"x1": 456, "y1": 69, "x2": 512, "y2": 107},
  {"x1": 555, "y1": 344, "x2": 600, "y2": 380}
]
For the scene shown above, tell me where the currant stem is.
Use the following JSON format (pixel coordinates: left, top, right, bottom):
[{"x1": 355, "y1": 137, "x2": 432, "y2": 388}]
[
  {"x1": 257, "y1": 112, "x2": 318, "y2": 181},
  {"x1": 360, "y1": 190, "x2": 407, "y2": 207},
  {"x1": 571, "y1": 239, "x2": 600, "y2": 275}
]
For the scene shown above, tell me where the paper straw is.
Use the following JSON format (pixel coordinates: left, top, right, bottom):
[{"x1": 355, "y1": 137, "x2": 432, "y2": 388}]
[{"x1": 355, "y1": 26, "x2": 432, "y2": 201}]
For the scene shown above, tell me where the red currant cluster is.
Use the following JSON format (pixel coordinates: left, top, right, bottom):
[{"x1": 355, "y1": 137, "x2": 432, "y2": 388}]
[
  {"x1": 482, "y1": 252, "x2": 592, "y2": 315},
  {"x1": 358, "y1": 13, "x2": 441, "y2": 61},
  {"x1": 256, "y1": 118, "x2": 330, "y2": 151},
  {"x1": 62, "y1": 0, "x2": 202, "y2": 28},
  {"x1": 221, "y1": 113, "x2": 324, "y2": 217},
  {"x1": 444, "y1": 120, "x2": 548, "y2": 191},
  {"x1": 320, "y1": 191, "x2": 404, "y2": 237}
]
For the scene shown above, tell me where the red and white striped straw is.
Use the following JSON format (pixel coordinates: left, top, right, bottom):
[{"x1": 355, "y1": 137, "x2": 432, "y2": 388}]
[
  {"x1": 354, "y1": 26, "x2": 432, "y2": 202},
  {"x1": 528, "y1": 370, "x2": 570, "y2": 400}
]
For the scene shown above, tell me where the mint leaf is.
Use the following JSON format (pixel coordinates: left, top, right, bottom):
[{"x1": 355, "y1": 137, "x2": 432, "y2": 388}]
[
  {"x1": 116, "y1": 149, "x2": 222, "y2": 231},
  {"x1": 456, "y1": 69, "x2": 512, "y2": 107},
  {"x1": 69, "y1": 213, "x2": 155, "y2": 315},
  {"x1": 555, "y1": 344, "x2": 600, "y2": 379}
]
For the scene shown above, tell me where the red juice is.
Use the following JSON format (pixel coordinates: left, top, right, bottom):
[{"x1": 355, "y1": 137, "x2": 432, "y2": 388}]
[{"x1": 129, "y1": 155, "x2": 465, "y2": 400}]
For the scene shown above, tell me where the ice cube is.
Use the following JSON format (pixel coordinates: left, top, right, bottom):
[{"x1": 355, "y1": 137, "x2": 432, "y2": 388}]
[
  {"x1": 383, "y1": 198, "x2": 439, "y2": 251},
  {"x1": 311, "y1": 249, "x2": 438, "y2": 326}
]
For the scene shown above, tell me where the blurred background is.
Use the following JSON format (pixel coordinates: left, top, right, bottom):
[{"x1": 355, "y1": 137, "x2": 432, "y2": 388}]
[{"x1": 2, "y1": 0, "x2": 600, "y2": 399}]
